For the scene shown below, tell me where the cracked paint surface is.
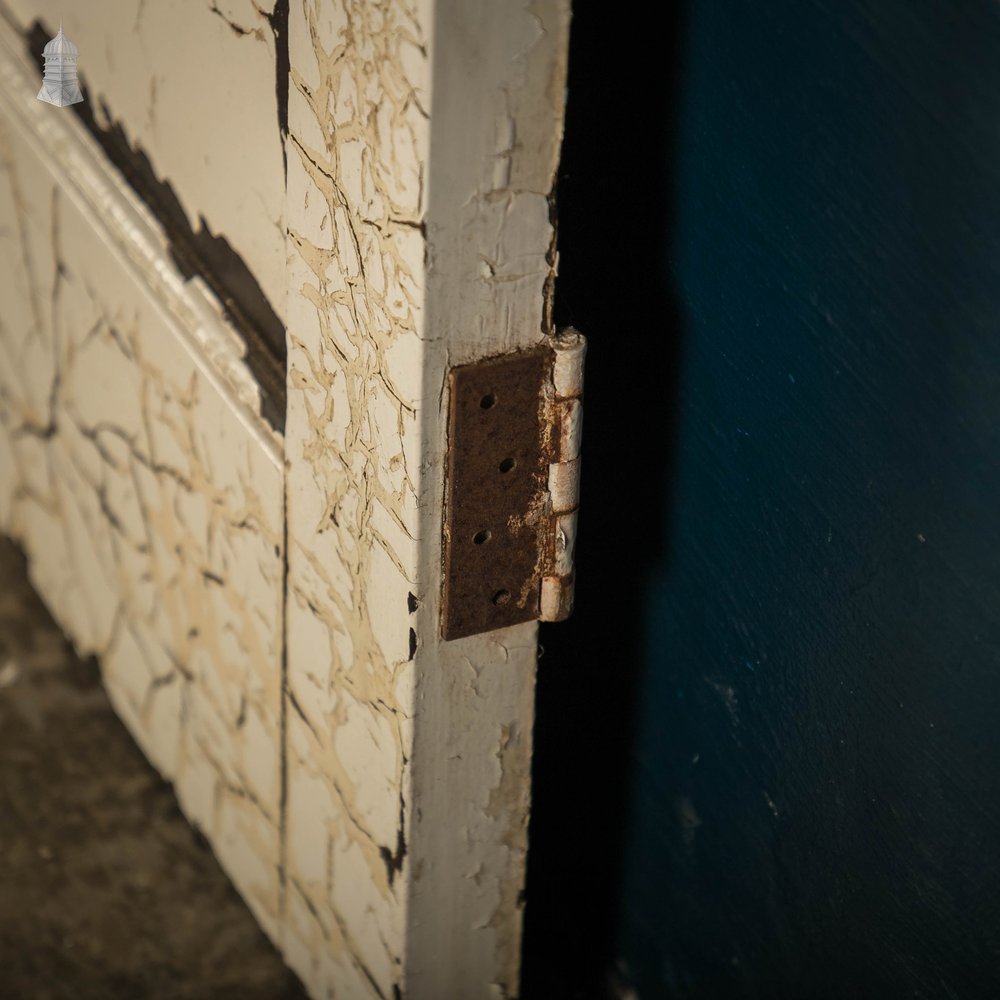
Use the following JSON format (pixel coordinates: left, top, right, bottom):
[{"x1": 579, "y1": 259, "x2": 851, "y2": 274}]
[
  {"x1": 0, "y1": 0, "x2": 570, "y2": 995},
  {"x1": 282, "y1": 2, "x2": 426, "y2": 995},
  {"x1": 284, "y1": 2, "x2": 569, "y2": 997},
  {"x1": 0, "y1": 102, "x2": 286, "y2": 939},
  {"x1": 3, "y1": 0, "x2": 287, "y2": 323},
  {"x1": 405, "y1": 2, "x2": 570, "y2": 996}
]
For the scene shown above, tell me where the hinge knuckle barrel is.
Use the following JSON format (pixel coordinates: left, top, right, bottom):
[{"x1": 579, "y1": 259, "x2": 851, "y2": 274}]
[
  {"x1": 539, "y1": 328, "x2": 586, "y2": 624},
  {"x1": 557, "y1": 397, "x2": 583, "y2": 462},
  {"x1": 548, "y1": 457, "x2": 581, "y2": 515},
  {"x1": 551, "y1": 327, "x2": 587, "y2": 398}
]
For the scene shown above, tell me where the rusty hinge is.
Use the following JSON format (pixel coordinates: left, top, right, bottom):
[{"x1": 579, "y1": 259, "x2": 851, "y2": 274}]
[{"x1": 441, "y1": 328, "x2": 586, "y2": 640}]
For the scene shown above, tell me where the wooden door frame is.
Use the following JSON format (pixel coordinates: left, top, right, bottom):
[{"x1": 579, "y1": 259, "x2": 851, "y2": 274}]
[{"x1": 283, "y1": 2, "x2": 570, "y2": 995}]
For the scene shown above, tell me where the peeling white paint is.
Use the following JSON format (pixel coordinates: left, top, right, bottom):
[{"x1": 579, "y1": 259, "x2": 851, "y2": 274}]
[
  {"x1": 285, "y1": 1, "x2": 569, "y2": 997},
  {"x1": 0, "y1": 1, "x2": 571, "y2": 995},
  {"x1": 4, "y1": 0, "x2": 287, "y2": 322},
  {"x1": 0, "y1": 12, "x2": 285, "y2": 942}
]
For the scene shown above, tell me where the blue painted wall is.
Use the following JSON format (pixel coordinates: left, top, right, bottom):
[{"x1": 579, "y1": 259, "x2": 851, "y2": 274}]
[{"x1": 524, "y1": 3, "x2": 1000, "y2": 998}]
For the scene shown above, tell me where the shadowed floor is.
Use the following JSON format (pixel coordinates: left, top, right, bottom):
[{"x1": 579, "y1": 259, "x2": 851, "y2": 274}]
[{"x1": 0, "y1": 538, "x2": 306, "y2": 999}]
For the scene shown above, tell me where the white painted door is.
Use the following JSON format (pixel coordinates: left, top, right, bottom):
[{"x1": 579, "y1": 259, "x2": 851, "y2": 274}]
[{"x1": 0, "y1": 3, "x2": 570, "y2": 997}]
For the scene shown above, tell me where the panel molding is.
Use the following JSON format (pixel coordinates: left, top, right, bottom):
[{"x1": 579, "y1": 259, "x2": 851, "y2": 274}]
[
  {"x1": 0, "y1": 0, "x2": 286, "y2": 952},
  {"x1": 0, "y1": 8, "x2": 281, "y2": 468}
]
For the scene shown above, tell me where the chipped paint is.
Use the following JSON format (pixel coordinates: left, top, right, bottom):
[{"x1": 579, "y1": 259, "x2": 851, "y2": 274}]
[
  {"x1": 0, "y1": 0, "x2": 571, "y2": 994},
  {"x1": 2, "y1": 0, "x2": 287, "y2": 325},
  {"x1": 285, "y1": 0, "x2": 569, "y2": 996},
  {"x1": 406, "y1": 1, "x2": 570, "y2": 995},
  {"x1": 0, "y1": 66, "x2": 286, "y2": 944},
  {"x1": 283, "y1": 2, "x2": 425, "y2": 994}
]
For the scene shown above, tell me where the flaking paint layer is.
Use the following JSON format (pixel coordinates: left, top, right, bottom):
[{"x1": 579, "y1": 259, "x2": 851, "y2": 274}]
[
  {"x1": 3, "y1": 0, "x2": 287, "y2": 324},
  {"x1": 283, "y1": 2, "x2": 427, "y2": 996},
  {"x1": 0, "y1": 101, "x2": 286, "y2": 936}
]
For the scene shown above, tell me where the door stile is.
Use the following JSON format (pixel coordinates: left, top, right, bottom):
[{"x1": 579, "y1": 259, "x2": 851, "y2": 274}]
[{"x1": 282, "y1": 1, "x2": 570, "y2": 996}]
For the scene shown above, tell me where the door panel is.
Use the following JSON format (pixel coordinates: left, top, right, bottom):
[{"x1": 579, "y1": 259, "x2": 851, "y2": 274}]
[
  {"x1": 0, "y1": 18, "x2": 286, "y2": 937},
  {"x1": 3, "y1": 0, "x2": 287, "y2": 324},
  {"x1": 0, "y1": 2, "x2": 572, "y2": 996}
]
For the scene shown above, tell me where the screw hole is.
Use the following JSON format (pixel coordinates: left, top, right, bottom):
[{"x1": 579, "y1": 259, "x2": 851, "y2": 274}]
[
  {"x1": 498, "y1": 457, "x2": 516, "y2": 474},
  {"x1": 473, "y1": 529, "x2": 491, "y2": 545},
  {"x1": 480, "y1": 393, "x2": 497, "y2": 410},
  {"x1": 492, "y1": 589, "x2": 512, "y2": 606}
]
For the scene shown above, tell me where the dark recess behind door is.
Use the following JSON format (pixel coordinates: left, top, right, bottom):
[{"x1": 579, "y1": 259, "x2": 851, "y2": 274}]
[{"x1": 524, "y1": 2, "x2": 1000, "y2": 998}]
